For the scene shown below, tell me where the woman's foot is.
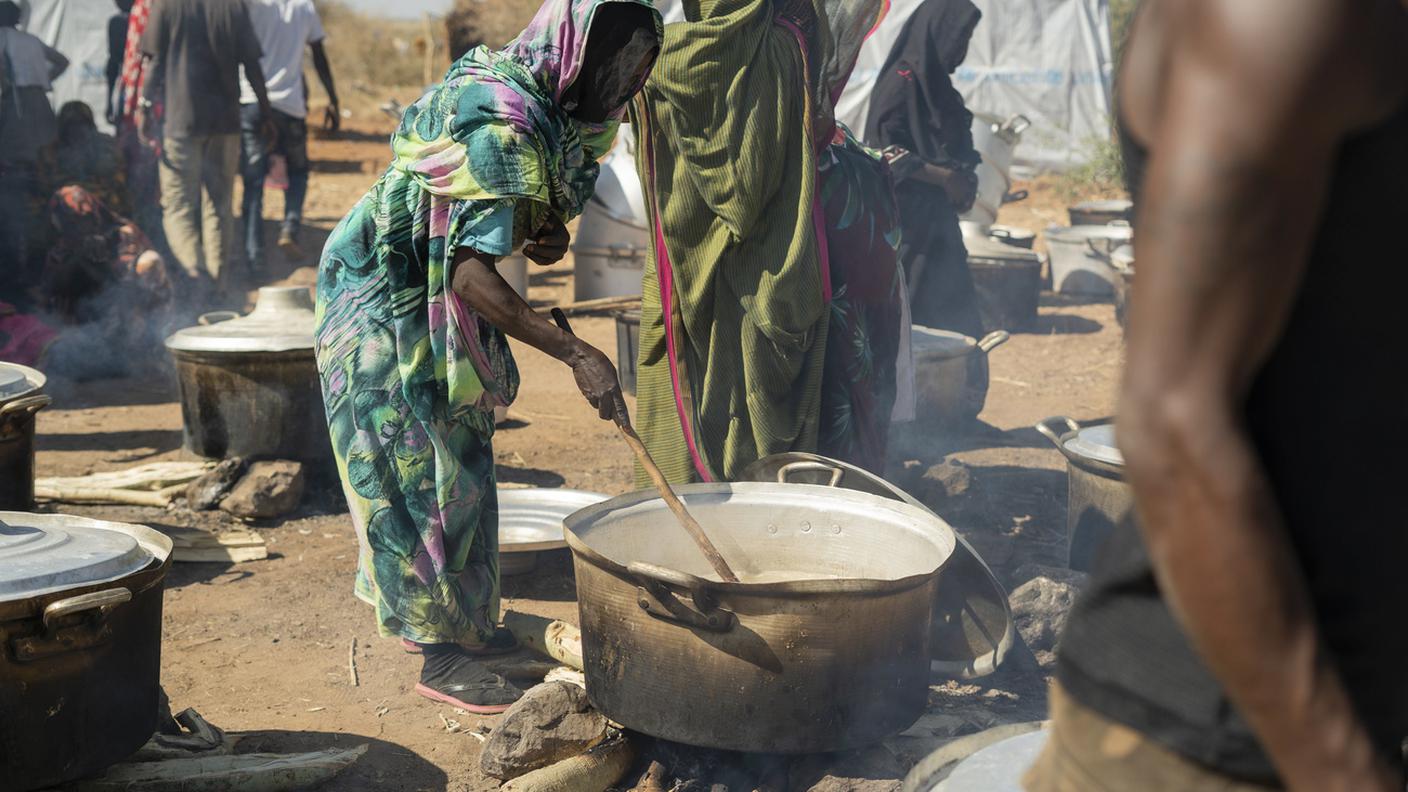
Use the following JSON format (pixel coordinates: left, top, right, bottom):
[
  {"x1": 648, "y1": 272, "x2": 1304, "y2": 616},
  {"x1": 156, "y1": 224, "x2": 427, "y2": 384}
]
[
  {"x1": 415, "y1": 645, "x2": 523, "y2": 715},
  {"x1": 401, "y1": 625, "x2": 519, "y2": 656}
]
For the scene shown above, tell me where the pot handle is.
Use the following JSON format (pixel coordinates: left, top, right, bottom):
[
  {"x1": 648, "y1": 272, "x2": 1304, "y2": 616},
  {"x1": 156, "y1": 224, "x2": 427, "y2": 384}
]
[
  {"x1": 1001, "y1": 189, "x2": 1029, "y2": 205},
  {"x1": 198, "y1": 310, "x2": 241, "y2": 326},
  {"x1": 776, "y1": 460, "x2": 844, "y2": 488},
  {"x1": 977, "y1": 331, "x2": 1010, "y2": 354},
  {"x1": 43, "y1": 587, "x2": 132, "y2": 631},
  {"x1": 0, "y1": 394, "x2": 51, "y2": 418},
  {"x1": 1003, "y1": 114, "x2": 1032, "y2": 137},
  {"x1": 627, "y1": 562, "x2": 736, "y2": 633},
  {"x1": 1035, "y1": 416, "x2": 1081, "y2": 451}
]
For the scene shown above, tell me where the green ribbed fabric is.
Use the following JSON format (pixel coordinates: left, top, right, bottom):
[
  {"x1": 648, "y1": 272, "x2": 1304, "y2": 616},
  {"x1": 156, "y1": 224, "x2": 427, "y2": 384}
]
[{"x1": 630, "y1": 0, "x2": 827, "y2": 485}]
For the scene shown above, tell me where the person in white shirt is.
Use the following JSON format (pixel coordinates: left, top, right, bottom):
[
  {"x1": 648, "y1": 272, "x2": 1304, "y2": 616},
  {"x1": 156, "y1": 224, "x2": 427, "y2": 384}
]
[{"x1": 237, "y1": 0, "x2": 338, "y2": 269}]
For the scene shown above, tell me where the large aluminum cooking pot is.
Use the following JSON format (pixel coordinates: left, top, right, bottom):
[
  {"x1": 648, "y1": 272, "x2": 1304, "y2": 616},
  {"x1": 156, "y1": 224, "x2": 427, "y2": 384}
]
[
  {"x1": 1068, "y1": 199, "x2": 1133, "y2": 227},
  {"x1": 965, "y1": 236, "x2": 1042, "y2": 333},
  {"x1": 573, "y1": 134, "x2": 650, "y2": 301},
  {"x1": 740, "y1": 453, "x2": 1014, "y2": 680},
  {"x1": 1110, "y1": 244, "x2": 1134, "y2": 332},
  {"x1": 961, "y1": 115, "x2": 1031, "y2": 229},
  {"x1": 164, "y1": 287, "x2": 331, "y2": 475},
  {"x1": 565, "y1": 483, "x2": 955, "y2": 754},
  {"x1": 910, "y1": 326, "x2": 1009, "y2": 428},
  {"x1": 1044, "y1": 224, "x2": 1134, "y2": 297},
  {"x1": 1036, "y1": 417, "x2": 1133, "y2": 572},
  {"x1": 0, "y1": 362, "x2": 51, "y2": 511},
  {"x1": 0, "y1": 512, "x2": 172, "y2": 790}
]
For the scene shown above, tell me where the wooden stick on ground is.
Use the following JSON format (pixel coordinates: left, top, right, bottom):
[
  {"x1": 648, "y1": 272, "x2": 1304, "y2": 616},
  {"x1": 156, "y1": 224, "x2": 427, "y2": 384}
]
[
  {"x1": 34, "y1": 486, "x2": 173, "y2": 508},
  {"x1": 503, "y1": 611, "x2": 584, "y2": 671},
  {"x1": 347, "y1": 637, "x2": 359, "y2": 687}
]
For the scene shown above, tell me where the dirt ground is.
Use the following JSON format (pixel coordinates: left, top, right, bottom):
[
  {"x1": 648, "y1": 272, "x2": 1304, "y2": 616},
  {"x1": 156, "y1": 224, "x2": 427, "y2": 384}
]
[{"x1": 32, "y1": 107, "x2": 1124, "y2": 791}]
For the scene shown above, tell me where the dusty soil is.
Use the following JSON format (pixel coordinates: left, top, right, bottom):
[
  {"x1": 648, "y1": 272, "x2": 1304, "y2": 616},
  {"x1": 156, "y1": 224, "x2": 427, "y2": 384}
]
[{"x1": 31, "y1": 108, "x2": 1124, "y2": 790}]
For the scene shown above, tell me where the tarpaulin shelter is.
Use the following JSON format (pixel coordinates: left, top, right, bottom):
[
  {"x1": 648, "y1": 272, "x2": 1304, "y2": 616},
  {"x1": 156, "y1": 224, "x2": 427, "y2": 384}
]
[
  {"x1": 16, "y1": 0, "x2": 117, "y2": 133},
  {"x1": 835, "y1": 0, "x2": 1115, "y2": 170}
]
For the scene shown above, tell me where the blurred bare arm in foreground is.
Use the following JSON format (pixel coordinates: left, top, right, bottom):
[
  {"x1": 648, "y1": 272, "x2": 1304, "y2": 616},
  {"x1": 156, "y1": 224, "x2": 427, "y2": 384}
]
[{"x1": 1116, "y1": 2, "x2": 1407, "y2": 791}]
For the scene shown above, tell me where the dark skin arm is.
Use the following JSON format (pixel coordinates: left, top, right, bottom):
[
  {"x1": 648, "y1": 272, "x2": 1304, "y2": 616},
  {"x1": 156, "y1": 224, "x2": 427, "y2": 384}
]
[
  {"x1": 309, "y1": 40, "x2": 339, "y2": 132},
  {"x1": 450, "y1": 245, "x2": 624, "y2": 422},
  {"x1": 1118, "y1": 2, "x2": 1406, "y2": 790},
  {"x1": 242, "y1": 56, "x2": 277, "y2": 144}
]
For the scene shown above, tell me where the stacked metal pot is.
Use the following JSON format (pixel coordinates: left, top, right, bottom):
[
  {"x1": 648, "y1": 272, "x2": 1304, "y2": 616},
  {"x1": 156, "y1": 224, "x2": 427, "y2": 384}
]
[
  {"x1": 0, "y1": 362, "x2": 51, "y2": 511},
  {"x1": 164, "y1": 287, "x2": 331, "y2": 475},
  {"x1": 0, "y1": 512, "x2": 173, "y2": 790},
  {"x1": 1037, "y1": 417, "x2": 1134, "y2": 572}
]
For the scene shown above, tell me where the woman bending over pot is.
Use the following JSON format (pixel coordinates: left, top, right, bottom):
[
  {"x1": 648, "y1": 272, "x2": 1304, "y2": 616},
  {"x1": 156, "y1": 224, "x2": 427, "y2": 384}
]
[{"x1": 314, "y1": 0, "x2": 660, "y2": 713}]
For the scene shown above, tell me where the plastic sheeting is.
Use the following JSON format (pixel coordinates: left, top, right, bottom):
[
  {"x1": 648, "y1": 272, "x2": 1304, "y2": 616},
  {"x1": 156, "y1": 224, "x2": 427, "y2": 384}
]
[
  {"x1": 20, "y1": 0, "x2": 117, "y2": 133},
  {"x1": 837, "y1": 0, "x2": 1114, "y2": 171}
]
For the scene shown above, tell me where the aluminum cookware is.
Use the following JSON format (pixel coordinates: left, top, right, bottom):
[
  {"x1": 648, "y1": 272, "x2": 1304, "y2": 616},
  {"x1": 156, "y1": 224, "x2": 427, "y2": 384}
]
[
  {"x1": 739, "y1": 453, "x2": 1014, "y2": 680},
  {"x1": 1110, "y1": 244, "x2": 1134, "y2": 331},
  {"x1": 565, "y1": 482, "x2": 955, "y2": 753},
  {"x1": 0, "y1": 362, "x2": 51, "y2": 511},
  {"x1": 908, "y1": 327, "x2": 1009, "y2": 431},
  {"x1": 965, "y1": 235, "x2": 1042, "y2": 333},
  {"x1": 1044, "y1": 224, "x2": 1134, "y2": 297},
  {"x1": 962, "y1": 115, "x2": 1031, "y2": 229},
  {"x1": 0, "y1": 512, "x2": 172, "y2": 791},
  {"x1": 1036, "y1": 417, "x2": 1133, "y2": 572},
  {"x1": 165, "y1": 287, "x2": 331, "y2": 474},
  {"x1": 614, "y1": 310, "x2": 641, "y2": 396},
  {"x1": 498, "y1": 488, "x2": 608, "y2": 576},
  {"x1": 1068, "y1": 199, "x2": 1133, "y2": 227},
  {"x1": 573, "y1": 135, "x2": 649, "y2": 301}
]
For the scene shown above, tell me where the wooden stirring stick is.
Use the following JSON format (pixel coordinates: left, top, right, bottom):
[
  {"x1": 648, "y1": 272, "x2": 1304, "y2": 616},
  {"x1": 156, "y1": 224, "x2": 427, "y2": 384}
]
[{"x1": 551, "y1": 308, "x2": 740, "y2": 583}]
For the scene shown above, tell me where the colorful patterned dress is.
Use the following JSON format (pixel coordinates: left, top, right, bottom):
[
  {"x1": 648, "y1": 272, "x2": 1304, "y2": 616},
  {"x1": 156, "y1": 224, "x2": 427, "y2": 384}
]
[{"x1": 314, "y1": 0, "x2": 661, "y2": 645}]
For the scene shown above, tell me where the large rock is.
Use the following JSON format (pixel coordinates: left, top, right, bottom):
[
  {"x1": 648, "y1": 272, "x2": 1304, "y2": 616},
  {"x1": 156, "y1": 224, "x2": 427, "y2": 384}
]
[
  {"x1": 1009, "y1": 575, "x2": 1084, "y2": 666},
  {"x1": 793, "y1": 746, "x2": 904, "y2": 792},
  {"x1": 220, "y1": 461, "x2": 305, "y2": 519},
  {"x1": 186, "y1": 458, "x2": 246, "y2": 511},
  {"x1": 480, "y1": 681, "x2": 609, "y2": 781}
]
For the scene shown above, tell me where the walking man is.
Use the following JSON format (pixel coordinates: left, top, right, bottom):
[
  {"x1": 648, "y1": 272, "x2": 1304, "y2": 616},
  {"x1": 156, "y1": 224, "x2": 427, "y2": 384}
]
[
  {"x1": 239, "y1": 0, "x2": 338, "y2": 270},
  {"x1": 139, "y1": 0, "x2": 273, "y2": 301},
  {"x1": 1025, "y1": 1, "x2": 1408, "y2": 790}
]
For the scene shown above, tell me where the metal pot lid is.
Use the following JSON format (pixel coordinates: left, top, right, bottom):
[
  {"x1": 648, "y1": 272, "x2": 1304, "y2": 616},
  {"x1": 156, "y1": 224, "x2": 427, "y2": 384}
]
[
  {"x1": 1044, "y1": 224, "x2": 1134, "y2": 244},
  {"x1": 965, "y1": 234, "x2": 1040, "y2": 264},
  {"x1": 165, "y1": 286, "x2": 316, "y2": 354},
  {"x1": 1065, "y1": 423, "x2": 1124, "y2": 467},
  {"x1": 499, "y1": 488, "x2": 610, "y2": 554},
  {"x1": 0, "y1": 512, "x2": 158, "y2": 602},
  {"x1": 911, "y1": 326, "x2": 977, "y2": 361},
  {"x1": 1071, "y1": 199, "x2": 1133, "y2": 213},
  {"x1": 0, "y1": 361, "x2": 46, "y2": 401}
]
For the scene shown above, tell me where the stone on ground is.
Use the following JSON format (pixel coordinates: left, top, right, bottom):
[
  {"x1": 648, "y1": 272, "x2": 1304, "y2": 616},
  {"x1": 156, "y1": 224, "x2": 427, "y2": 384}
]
[
  {"x1": 186, "y1": 458, "x2": 247, "y2": 511},
  {"x1": 1009, "y1": 574, "x2": 1085, "y2": 667},
  {"x1": 480, "y1": 681, "x2": 609, "y2": 781},
  {"x1": 220, "y1": 460, "x2": 305, "y2": 519}
]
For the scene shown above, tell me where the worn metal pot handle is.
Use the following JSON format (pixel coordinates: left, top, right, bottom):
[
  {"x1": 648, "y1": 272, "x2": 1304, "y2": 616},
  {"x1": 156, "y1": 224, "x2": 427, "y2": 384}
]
[
  {"x1": 0, "y1": 394, "x2": 51, "y2": 418},
  {"x1": 628, "y1": 562, "x2": 736, "y2": 633},
  {"x1": 1001, "y1": 189, "x2": 1029, "y2": 205},
  {"x1": 776, "y1": 461, "x2": 844, "y2": 488},
  {"x1": 42, "y1": 588, "x2": 132, "y2": 631},
  {"x1": 1003, "y1": 114, "x2": 1032, "y2": 137},
  {"x1": 1035, "y1": 416, "x2": 1081, "y2": 452},
  {"x1": 198, "y1": 310, "x2": 241, "y2": 326},
  {"x1": 977, "y1": 331, "x2": 1010, "y2": 354}
]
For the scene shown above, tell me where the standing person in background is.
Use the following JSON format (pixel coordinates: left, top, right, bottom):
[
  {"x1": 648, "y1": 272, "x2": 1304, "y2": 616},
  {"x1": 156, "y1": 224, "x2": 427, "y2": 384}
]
[
  {"x1": 1026, "y1": 1, "x2": 1408, "y2": 790},
  {"x1": 105, "y1": 0, "x2": 133, "y2": 124},
  {"x1": 0, "y1": 0, "x2": 68, "y2": 290},
  {"x1": 140, "y1": 0, "x2": 274, "y2": 304},
  {"x1": 112, "y1": 0, "x2": 163, "y2": 247},
  {"x1": 863, "y1": 0, "x2": 981, "y2": 338},
  {"x1": 239, "y1": 0, "x2": 339, "y2": 272},
  {"x1": 632, "y1": 0, "x2": 904, "y2": 483}
]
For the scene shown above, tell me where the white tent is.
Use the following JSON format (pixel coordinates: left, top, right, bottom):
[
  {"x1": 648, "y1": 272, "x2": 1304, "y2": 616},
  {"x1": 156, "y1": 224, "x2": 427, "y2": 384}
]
[
  {"x1": 18, "y1": 0, "x2": 117, "y2": 133},
  {"x1": 836, "y1": 0, "x2": 1115, "y2": 171}
]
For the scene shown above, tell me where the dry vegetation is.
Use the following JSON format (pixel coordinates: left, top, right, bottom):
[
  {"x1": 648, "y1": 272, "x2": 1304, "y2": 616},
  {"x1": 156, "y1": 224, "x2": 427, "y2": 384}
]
[{"x1": 445, "y1": 0, "x2": 543, "y2": 58}]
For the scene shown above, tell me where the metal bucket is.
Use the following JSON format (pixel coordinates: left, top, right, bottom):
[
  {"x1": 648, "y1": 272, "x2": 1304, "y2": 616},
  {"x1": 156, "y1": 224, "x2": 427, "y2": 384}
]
[
  {"x1": 614, "y1": 310, "x2": 640, "y2": 396},
  {"x1": 565, "y1": 482, "x2": 955, "y2": 753}
]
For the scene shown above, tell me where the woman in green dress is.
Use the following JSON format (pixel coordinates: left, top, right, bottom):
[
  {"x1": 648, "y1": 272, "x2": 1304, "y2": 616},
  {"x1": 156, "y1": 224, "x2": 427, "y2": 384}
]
[{"x1": 315, "y1": 0, "x2": 660, "y2": 713}]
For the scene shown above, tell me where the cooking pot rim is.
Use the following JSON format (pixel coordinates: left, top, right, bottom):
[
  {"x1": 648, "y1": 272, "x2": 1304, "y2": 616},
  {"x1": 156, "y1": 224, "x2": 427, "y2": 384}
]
[
  {"x1": 0, "y1": 362, "x2": 46, "y2": 404},
  {"x1": 1035, "y1": 417, "x2": 1126, "y2": 477},
  {"x1": 565, "y1": 482, "x2": 954, "y2": 595}
]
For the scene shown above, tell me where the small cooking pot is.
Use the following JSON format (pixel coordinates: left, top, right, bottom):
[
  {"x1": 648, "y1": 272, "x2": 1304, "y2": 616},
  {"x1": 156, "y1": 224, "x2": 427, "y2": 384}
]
[
  {"x1": 740, "y1": 453, "x2": 1015, "y2": 680},
  {"x1": 565, "y1": 483, "x2": 954, "y2": 754},
  {"x1": 0, "y1": 363, "x2": 50, "y2": 511},
  {"x1": 165, "y1": 287, "x2": 331, "y2": 475},
  {"x1": 910, "y1": 327, "x2": 1009, "y2": 429},
  {"x1": 1036, "y1": 417, "x2": 1133, "y2": 572},
  {"x1": 0, "y1": 512, "x2": 172, "y2": 790}
]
